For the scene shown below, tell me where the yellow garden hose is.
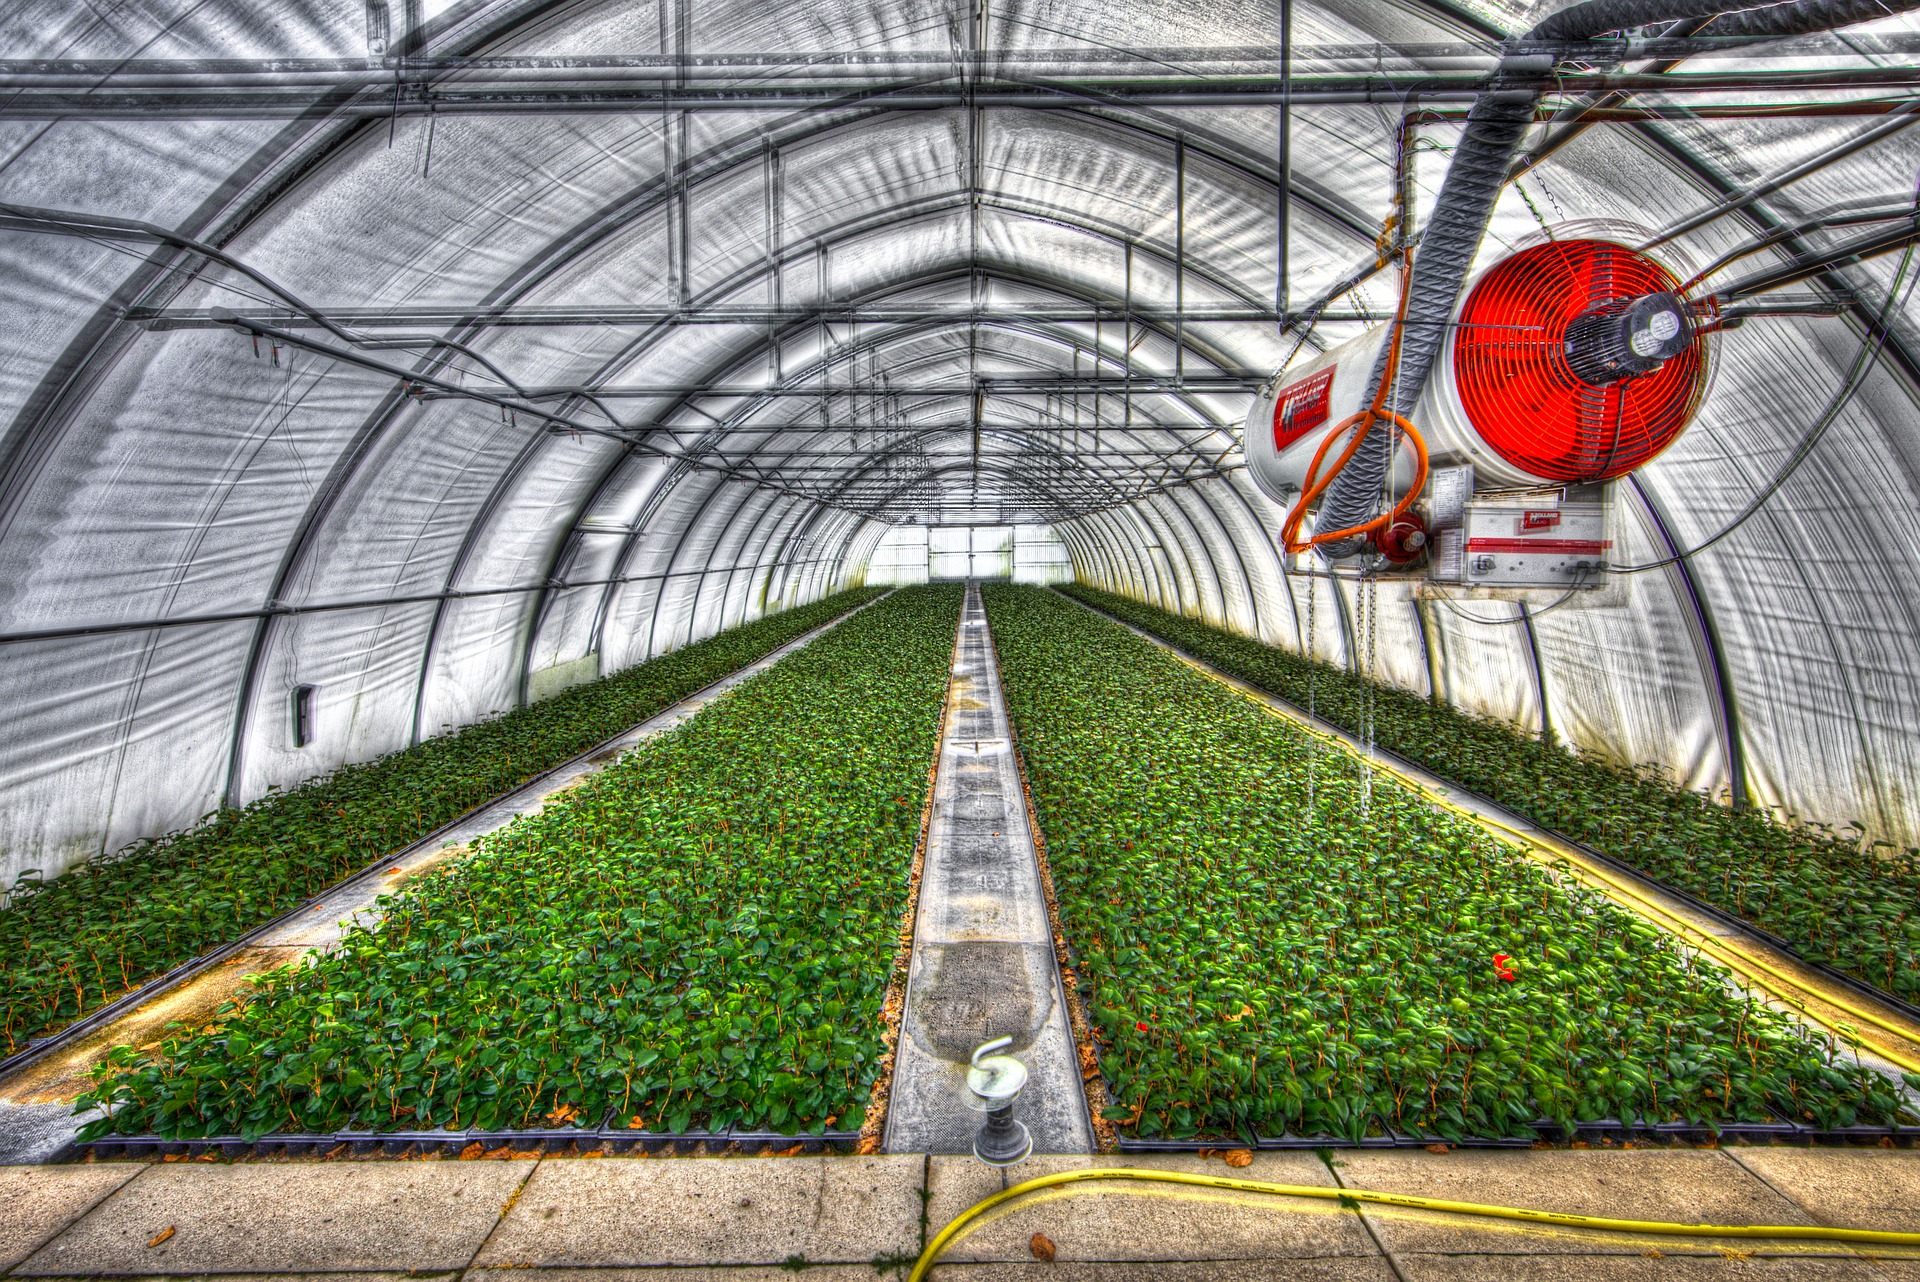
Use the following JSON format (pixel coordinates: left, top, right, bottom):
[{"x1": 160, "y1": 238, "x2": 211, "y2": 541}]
[
  {"x1": 907, "y1": 1168, "x2": 1920, "y2": 1281},
  {"x1": 1160, "y1": 648, "x2": 1920, "y2": 1076}
]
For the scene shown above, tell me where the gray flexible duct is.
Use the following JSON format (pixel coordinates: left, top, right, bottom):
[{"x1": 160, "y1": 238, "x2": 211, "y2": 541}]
[{"x1": 1308, "y1": 0, "x2": 1920, "y2": 558}]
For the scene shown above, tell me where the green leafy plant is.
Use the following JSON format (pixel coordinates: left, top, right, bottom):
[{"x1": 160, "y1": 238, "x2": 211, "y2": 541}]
[
  {"x1": 80, "y1": 585, "x2": 961, "y2": 1140},
  {"x1": 1060, "y1": 584, "x2": 1920, "y2": 1006},
  {"x1": 984, "y1": 583, "x2": 1908, "y2": 1142},
  {"x1": 1, "y1": 588, "x2": 885, "y2": 1056}
]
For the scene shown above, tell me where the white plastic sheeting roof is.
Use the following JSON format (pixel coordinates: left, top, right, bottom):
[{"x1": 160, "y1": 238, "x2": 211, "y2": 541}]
[{"x1": 1, "y1": 0, "x2": 1918, "y2": 888}]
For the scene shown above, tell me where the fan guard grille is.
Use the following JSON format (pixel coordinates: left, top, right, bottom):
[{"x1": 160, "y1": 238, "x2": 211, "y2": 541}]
[{"x1": 1451, "y1": 238, "x2": 1705, "y2": 483}]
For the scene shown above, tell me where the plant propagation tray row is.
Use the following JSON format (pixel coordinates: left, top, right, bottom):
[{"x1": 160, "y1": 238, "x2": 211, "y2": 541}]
[{"x1": 21, "y1": 580, "x2": 1919, "y2": 1160}]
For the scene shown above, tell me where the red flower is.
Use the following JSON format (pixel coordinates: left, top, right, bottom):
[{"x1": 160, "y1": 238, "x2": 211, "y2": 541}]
[
  {"x1": 1491, "y1": 953, "x2": 1517, "y2": 982},
  {"x1": 1136, "y1": 1021, "x2": 1150, "y2": 1032}
]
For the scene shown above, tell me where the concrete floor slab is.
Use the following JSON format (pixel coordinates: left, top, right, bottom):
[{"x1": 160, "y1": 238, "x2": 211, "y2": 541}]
[
  {"x1": 470, "y1": 1155, "x2": 925, "y2": 1269},
  {"x1": 1330, "y1": 1151, "x2": 1829, "y2": 1258},
  {"x1": 1, "y1": 948, "x2": 306, "y2": 1107},
  {"x1": 0, "y1": 1101, "x2": 100, "y2": 1165},
  {"x1": 1393, "y1": 1255, "x2": 1893, "y2": 1279},
  {"x1": 0, "y1": 1163, "x2": 144, "y2": 1269},
  {"x1": 1727, "y1": 1149, "x2": 1920, "y2": 1235},
  {"x1": 885, "y1": 587, "x2": 1092, "y2": 1158},
  {"x1": 923, "y1": 1261, "x2": 1398, "y2": 1280},
  {"x1": 125, "y1": 1275, "x2": 455, "y2": 1282},
  {"x1": 13, "y1": 1158, "x2": 534, "y2": 1275},
  {"x1": 466, "y1": 1270, "x2": 885, "y2": 1281},
  {"x1": 923, "y1": 1153, "x2": 1371, "y2": 1264}
]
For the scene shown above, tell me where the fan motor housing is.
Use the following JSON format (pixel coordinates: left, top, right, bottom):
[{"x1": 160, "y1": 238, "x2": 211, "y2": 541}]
[{"x1": 1244, "y1": 237, "x2": 1709, "y2": 508}]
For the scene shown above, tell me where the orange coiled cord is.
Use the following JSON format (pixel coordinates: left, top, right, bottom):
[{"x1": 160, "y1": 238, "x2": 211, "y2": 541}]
[{"x1": 1280, "y1": 254, "x2": 1431, "y2": 556}]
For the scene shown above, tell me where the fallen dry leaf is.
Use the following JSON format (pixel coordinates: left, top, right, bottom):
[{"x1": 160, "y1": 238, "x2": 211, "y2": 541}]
[
  {"x1": 147, "y1": 1227, "x2": 175, "y2": 1249},
  {"x1": 1425, "y1": 1143, "x2": 1450, "y2": 1154},
  {"x1": 778, "y1": 1143, "x2": 805, "y2": 1157},
  {"x1": 1222, "y1": 1149, "x2": 1253, "y2": 1168},
  {"x1": 544, "y1": 1102, "x2": 581, "y2": 1126},
  {"x1": 1029, "y1": 1232, "x2": 1056, "y2": 1261},
  {"x1": 459, "y1": 1142, "x2": 484, "y2": 1160},
  {"x1": 854, "y1": 1136, "x2": 880, "y2": 1155}
]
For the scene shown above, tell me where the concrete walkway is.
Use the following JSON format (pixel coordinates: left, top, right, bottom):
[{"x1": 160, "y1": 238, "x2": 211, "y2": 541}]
[
  {"x1": 885, "y1": 584, "x2": 1093, "y2": 1156},
  {"x1": 0, "y1": 593, "x2": 893, "y2": 1165},
  {"x1": 1, "y1": 1148, "x2": 1916, "y2": 1278}
]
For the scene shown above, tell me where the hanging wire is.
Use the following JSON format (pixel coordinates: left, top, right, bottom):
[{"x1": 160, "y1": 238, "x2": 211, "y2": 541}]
[
  {"x1": 1433, "y1": 566, "x2": 1595, "y2": 625},
  {"x1": 1612, "y1": 237, "x2": 1920, "y2": 574}
]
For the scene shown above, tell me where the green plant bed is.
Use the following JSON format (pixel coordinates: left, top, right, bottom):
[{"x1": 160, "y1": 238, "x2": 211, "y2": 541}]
[
  {"x1": 81, "y1": 584, "x2": 961, "y2": 1141},
  {"x1": 1059, "y1": 583, "x2": 1920, "y2": 1007},
  {"x1": 1, "y1": 587, "x2": 886, "y2": 1057},
  {"x1": 983, "y1": 583, "x2": 1912, "y2": 1143}
]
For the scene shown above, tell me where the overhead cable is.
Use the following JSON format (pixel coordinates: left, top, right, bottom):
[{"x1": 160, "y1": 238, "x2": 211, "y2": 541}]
[{"x1": 1615, "y1": 235, "x2": 1920, "y2": 574}]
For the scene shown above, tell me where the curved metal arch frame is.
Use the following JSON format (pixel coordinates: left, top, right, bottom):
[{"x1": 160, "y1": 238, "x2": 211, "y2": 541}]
[
  {"x1": 477, "y1": 226, "x2": 1280, "y2": 715},
  {"x1": 627, "y1": 474, "x2": 777, "y2": 685},
  {"x1": 634, "y1": 478, "x2": 874, "y2": 667},
  {"x1": 518, "y1": 296, "x2": 1255, "y2": 702},
  {"x1": 1087, "y1": 506, "x2": 1167, "y2": 604},
  {"x1": 1185, "y1": 483, "x2": 1268, "y2": 636},
  {"x1": 686, "y1": 489, "x2": 803, "y2": 640},
  {"x1": 709, "y1": 401, "x2": 1245, "y2": 618},
  {"x1": 1625, "y1": 474, "x2": 1747, "y2": 806},
  {"x1": 19, "y1": 94, "x2": 1384, "y2": 802},
  {"x1": 1164, "y1": 484, "x2": 1249, "y2": 629},
  {"x1": 533, "y1": 281, "x2": 1262, "y2": 604},
  {"x1": 1124, "y1": 497, "x2": 1200, "y2": 614},
  {"x1": 412, "y1": 244, "x2": 1259, "y2": 745},
  {"x1": 678, "y1": 333, "x2": 1239, "y2": 493},
  {"x1": 1618, "y1": 120, "x2": 1917, "y2": 818},
  {"x1": 1144, "y1": 488, "x2": 1228, "y2": 622},
  {"x1": 22, "y1": 0, "x2": 1914, "y2": 832},
  {"x1": 50, "y1": 54, "x2": 1418, "y2": 805},
  {"x1": 0, "y1": 68, "x2": 1389, "y2": 553}
]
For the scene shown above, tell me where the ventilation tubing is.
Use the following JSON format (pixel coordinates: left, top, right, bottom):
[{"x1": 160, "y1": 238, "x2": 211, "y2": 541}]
[{"x1": 1309, "y1": 0, "x2": 1920, "y2": 558}]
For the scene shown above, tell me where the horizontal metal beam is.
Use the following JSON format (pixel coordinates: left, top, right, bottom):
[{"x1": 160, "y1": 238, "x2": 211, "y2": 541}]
[
  {"x1": 5, "y1": 34, "x2": 1911, "y2": 80},
  {"x1": 0, "y1": 555, "x2": 850, "y2": 646},
  {"x1": 134, "y1": 303, "x2": 1372, "y2": 329},
  {"x1": 4, "y1": 68, "x2": 1914, "y2": 118},
  {"x1": 420, "y1": 376, "x2": 1270, "y2": 402}
]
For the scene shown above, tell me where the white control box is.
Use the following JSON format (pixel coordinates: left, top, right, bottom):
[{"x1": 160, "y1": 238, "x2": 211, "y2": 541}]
[{"x1": 1461, "y1": 499, "x2": 1610, "y2": 590}]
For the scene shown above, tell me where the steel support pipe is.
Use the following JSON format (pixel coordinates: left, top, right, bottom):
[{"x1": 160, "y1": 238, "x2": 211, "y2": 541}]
[{"x1": 3, "y1": 67, "x2": 1916, "y2": 117}]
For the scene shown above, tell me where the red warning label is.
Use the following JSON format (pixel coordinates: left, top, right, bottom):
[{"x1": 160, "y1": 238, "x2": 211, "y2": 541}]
[
  {"x1": 1520, "y1": 510, "x2": 1563, "y2": 532},
  {"x1": 1273, "y1": 368, "x2": 1335, "y2": 452}
]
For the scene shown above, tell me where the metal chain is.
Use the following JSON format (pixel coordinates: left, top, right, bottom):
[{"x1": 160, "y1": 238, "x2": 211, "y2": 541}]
[
  {"x1": 1305, "y1": 565, "x2": 1317, "y2": 827},
  {"x1": 1361, "y1": 570, "x2": 1378, "y2": 819}
]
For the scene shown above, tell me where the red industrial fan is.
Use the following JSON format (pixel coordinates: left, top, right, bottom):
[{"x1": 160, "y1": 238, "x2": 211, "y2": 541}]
[
  {"x1": 1450, "y1": 238, "x2": 1709, "y2": 484},
  {"x1": 1247, "y1": 234, "x2": 1713, "y2": 503}
]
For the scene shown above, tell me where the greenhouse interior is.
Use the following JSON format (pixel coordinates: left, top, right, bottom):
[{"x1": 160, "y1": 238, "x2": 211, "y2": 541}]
[{"x1": 1, "y1": 0, "x2": 1920, "y2": 1274}]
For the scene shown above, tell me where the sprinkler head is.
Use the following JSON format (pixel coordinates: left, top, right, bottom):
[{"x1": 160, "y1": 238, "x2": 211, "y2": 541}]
[{"x1": 965, "y1": 1037, "x2": 1033, "y2": 1167}]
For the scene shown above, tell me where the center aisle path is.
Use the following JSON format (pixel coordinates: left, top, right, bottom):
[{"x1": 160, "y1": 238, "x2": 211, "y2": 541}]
[{"x1": 885, "y1": 583, "x2": 1093, "y2": 1155}]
